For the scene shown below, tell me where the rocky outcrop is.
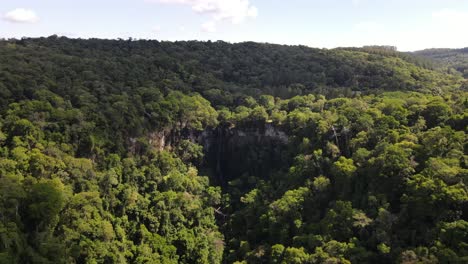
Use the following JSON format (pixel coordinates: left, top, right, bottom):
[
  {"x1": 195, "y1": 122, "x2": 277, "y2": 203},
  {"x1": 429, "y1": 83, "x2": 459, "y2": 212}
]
[
  {"x1": 199, "y1": 123, "x2": 290, "y2": 184},
  {"x1": 129, "y1": 122, "x2": 289, "y2": 185}
]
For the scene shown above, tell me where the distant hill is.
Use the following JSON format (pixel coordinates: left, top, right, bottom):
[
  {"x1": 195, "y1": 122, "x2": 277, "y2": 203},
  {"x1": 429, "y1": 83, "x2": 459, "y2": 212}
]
[
  {"x1": 0, "y1": 37, "x2": 462, "y2": 111},
  {"x1": 413, "y1": 48, "x2": 468, "y2": 78}
]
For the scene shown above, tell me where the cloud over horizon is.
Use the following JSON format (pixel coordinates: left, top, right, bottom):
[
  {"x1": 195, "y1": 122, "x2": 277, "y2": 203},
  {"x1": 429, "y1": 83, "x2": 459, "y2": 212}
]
[
  {"x1": 3, "y1": 8, "x2": 39, "y2": 23},
  {"x1": 353, "y1": 21, "x2": 382, "y2": 32},
  {"x1": 432, "y1": 8, "x2": 468, "y2": 26},
  {"x1": 150, "y1": 0, "x2": 257, "y2": 32},
  {"x1": 201, "y1": 21, "x2": 216, "y2": 32}
]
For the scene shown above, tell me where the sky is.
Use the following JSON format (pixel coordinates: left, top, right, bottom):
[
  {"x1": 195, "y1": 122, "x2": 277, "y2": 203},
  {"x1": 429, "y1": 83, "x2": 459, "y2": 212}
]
[{"x1": 1, "y1": 0, "x2": 467, "y2": 51}]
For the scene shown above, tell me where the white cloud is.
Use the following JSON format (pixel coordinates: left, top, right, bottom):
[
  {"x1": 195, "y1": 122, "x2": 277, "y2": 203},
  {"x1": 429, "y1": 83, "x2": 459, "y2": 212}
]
[
  {"x1": 353, "y1": 21, "x2": 381, "y2": 32},
  {"x1": 155, "y1": 0, "x2": 257, "y2": 23},
  {"x1": 424, "y1": 8, "x2": 468, "y2": 51},
  {"x1": 432, "y1": 8, "x2": 468, "y2": 25},
  {"x1": 352, "y1": 0, "x2": 365, "y2": 6},
  {"x1": 201, "y1": 21, "x2": 216, "y2": 32},
  {"x1": 149, "y1": 0, "x2": 257, "y2": 32},
  {"x1": 152, "y1": 25, "x2": 162, "y2": 32},
  {"x1": 3, "y1": 8, "x2": 39, "y2": 23},
  {"x1": 340, "y1": 9, "x2": 468, "y2": 51}
]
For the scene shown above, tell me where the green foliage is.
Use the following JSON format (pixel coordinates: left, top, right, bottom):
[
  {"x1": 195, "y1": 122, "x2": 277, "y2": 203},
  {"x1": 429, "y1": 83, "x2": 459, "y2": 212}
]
[
  {"x1": 0, "y1": 37, "x2": 466, "y2": 263},
  {"x1": 413, "y1": 47, "x2": 468, "y2": 78}
]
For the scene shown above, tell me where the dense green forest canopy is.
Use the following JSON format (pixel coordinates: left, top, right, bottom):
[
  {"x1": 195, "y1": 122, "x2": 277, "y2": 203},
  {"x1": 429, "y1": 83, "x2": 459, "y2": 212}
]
[
  {"x1": 413, "y1": 48, "x2": 468, "y2": 78},
  {"x1": 0, "y1": 36, "x2": 466, "y2": 263}
]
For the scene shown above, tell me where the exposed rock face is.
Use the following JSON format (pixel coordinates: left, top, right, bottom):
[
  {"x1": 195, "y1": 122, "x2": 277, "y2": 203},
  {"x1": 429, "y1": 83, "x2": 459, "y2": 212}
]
[
  {"x1": 132, "y1": 122, "x2": 290, "y2": 184},
  {"x1": 199, "y1": 123, "x2": 290, "y2": 184},
  {"x1": 148, "y1": 131, "x2": 167, "y2": 151}
]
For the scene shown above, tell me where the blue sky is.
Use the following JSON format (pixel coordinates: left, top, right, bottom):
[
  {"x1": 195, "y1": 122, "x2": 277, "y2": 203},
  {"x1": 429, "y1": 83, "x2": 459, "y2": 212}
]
[{"x1": 1, "y1": 0, "x2": 467, "y2": 51}]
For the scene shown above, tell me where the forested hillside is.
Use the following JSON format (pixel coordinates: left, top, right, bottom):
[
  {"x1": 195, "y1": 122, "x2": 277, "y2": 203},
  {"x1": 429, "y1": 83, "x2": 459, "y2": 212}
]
[
  {"x1": 413, "y1": 48, "x2": 468, "y2": 78},
  {"x1": 0, "y1": 37, "x2": 466, "y2": 264}
]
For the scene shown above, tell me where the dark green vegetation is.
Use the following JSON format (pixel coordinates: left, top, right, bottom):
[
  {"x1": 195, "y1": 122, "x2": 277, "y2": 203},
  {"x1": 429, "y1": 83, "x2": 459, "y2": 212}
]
[
  {"x1": 413, "y1": 48, "x2": 468, "y2": 78},
  {"x1": 0, "y1": 36, "x2": 466, "y2": 263}
]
